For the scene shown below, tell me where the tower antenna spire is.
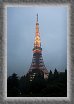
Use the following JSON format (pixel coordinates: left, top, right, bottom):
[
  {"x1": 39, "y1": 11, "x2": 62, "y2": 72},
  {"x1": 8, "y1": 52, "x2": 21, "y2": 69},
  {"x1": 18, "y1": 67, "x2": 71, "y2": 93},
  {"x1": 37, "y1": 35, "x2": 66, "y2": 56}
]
[{"x1": 37, "y1": 13, "x2": 38, "y2": 22}]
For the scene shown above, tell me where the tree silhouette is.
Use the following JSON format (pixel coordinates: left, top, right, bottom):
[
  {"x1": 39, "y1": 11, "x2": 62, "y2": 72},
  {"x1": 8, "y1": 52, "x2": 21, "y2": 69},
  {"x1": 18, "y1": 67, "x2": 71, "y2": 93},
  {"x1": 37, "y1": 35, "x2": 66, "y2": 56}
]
[
  {"x1": 7, "y1": 73, "x2": 20, "y2": 97},
  {"x1": 7, "y1": 69, "x2": 67, "y2": 97},
  {"x1": 19, "y1": 75, "x2": 26, "y2": 96},
  {"x1": 54, "y1": 68, "x2": 58, "y2": 78}
]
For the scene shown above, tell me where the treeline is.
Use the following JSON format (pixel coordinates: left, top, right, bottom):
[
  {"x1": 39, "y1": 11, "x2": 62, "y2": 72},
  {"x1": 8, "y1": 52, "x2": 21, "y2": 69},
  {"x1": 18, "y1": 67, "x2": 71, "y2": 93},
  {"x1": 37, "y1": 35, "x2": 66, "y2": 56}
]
[{"x1": 7, "y1": 69, "x2": 67, "y2": 97}]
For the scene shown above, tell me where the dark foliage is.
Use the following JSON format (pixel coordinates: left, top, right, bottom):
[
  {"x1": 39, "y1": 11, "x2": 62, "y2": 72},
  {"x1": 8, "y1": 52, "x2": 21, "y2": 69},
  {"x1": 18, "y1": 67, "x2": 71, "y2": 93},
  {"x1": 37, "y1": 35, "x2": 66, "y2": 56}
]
[
  {"x1": 7, "y1": 69, "x2": 67, "y2": 97},
  {"x1": 7, "y1": 73, "x2": 20, "y2": 97}
]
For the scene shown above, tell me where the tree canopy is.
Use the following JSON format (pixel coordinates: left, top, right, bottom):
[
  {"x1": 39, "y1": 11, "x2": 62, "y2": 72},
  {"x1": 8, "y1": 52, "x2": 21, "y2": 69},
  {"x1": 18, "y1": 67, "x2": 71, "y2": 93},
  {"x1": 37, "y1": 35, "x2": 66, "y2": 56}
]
[{"x1": 7, "y1": 69, "x2": 67, "y2": 97}]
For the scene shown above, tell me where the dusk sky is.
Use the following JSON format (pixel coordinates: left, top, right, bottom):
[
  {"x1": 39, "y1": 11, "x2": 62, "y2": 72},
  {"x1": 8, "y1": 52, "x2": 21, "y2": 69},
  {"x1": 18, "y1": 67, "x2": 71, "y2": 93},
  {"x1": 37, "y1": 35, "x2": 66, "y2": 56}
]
[{"x1": 7, "y1": 6, "x2": 67, "y2": 76}]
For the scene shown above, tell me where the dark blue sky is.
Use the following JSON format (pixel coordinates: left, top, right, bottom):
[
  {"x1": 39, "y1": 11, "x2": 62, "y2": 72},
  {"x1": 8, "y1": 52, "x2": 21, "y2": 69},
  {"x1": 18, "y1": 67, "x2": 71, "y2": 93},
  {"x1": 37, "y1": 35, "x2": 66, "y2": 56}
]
[{"x1": 7, "y1": 6, "x2": 67, "y2": 76}]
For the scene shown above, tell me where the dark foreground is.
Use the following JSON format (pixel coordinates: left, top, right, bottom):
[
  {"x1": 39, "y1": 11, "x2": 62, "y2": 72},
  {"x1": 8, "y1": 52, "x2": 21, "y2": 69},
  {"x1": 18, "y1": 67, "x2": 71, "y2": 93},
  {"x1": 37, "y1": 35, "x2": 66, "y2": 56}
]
[{"x1": 7, "y1": 69, "x2": 67, "y2": 97}]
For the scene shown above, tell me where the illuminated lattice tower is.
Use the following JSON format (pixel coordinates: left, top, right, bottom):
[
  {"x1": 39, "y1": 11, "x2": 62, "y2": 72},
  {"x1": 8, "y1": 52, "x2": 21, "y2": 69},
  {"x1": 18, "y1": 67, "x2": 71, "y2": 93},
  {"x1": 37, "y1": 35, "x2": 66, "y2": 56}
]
[{"x1": 27, "y1": 14, "x2": 49, "y2": 81}]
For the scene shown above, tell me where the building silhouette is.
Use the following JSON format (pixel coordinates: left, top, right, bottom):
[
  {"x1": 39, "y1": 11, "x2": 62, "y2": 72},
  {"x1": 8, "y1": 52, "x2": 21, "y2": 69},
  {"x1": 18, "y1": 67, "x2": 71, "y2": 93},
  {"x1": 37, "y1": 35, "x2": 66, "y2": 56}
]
[{"x1": 27, "y1": 14, "x2": 49, "y2": 81}]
